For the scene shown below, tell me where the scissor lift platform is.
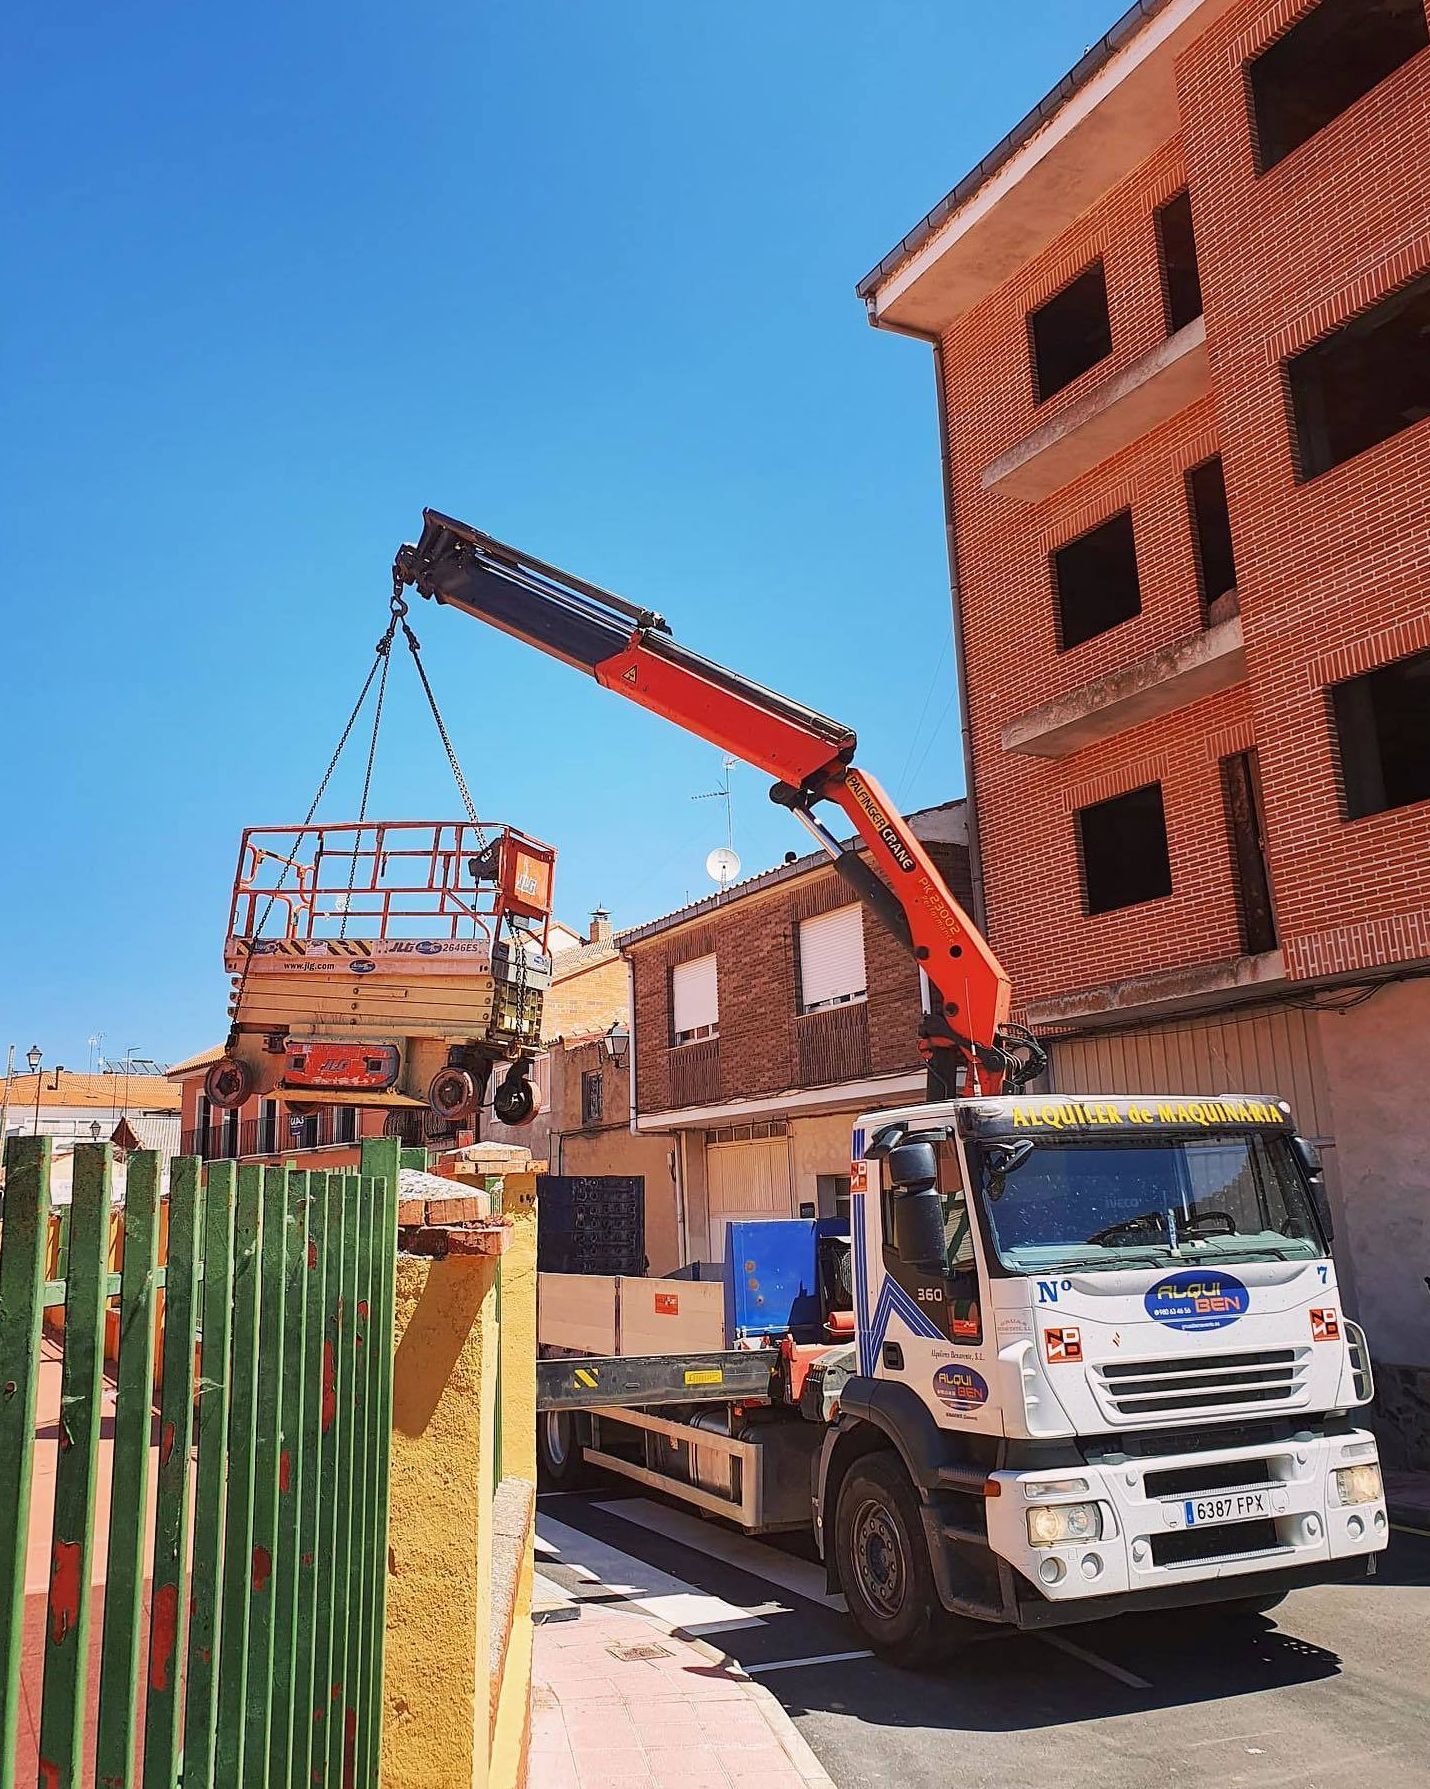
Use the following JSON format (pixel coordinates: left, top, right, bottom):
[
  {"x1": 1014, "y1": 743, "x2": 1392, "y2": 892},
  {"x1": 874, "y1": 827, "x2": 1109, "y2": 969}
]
[{"x1": 206, "y1": 817, "x2": 557, "y2": 1126}]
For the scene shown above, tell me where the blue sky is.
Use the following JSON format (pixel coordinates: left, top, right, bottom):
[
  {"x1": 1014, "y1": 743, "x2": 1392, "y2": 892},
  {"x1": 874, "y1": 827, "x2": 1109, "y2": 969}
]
[{"x1": 2, "y1": 1, "x2": 1111, "y2": 1068}]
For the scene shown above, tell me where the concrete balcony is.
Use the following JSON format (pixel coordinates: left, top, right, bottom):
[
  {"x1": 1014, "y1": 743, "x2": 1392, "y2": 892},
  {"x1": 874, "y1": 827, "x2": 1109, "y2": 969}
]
[
  {"x1": 1001, "y1": 610, "x2": 1244, "y2": 759},
  {"x1": 982, "y1": 318, "x2": 1209, "y2": 503}
]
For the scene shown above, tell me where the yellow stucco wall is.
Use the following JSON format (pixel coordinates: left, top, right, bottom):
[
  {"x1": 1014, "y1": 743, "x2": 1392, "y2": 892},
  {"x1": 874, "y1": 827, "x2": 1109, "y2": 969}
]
[
  {"x1": 497, "y1": 1173, "x2": 538, "y2": 1484},
  {"x1": 383, "y1": 1252, "x2": 499, "y2": 1789}
]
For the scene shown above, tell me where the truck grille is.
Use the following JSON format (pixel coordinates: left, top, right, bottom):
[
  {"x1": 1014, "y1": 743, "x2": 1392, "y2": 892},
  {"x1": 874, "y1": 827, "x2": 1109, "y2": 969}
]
[
  {"x1": 1150, "y1": 1517, "x2": 1285, "y2": 1568},
  {"x1": 1091, "y1": 1348, "x2": 1311, "y2": 1421},
  {"x1": 1143, "y1": 1457, "x2": 1277, "y2": 1499}
]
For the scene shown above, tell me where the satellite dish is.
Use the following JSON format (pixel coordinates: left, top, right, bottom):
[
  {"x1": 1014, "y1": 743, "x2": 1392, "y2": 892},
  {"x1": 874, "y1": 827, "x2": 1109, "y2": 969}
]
[{"x1": 706, "y1": 846, "x2": 741, "y2": 888}]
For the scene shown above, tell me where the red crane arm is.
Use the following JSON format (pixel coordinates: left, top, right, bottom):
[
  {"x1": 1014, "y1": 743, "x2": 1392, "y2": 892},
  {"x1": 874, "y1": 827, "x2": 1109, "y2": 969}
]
[{"x1": 394, "y1": 510, "x2": 1037, "y2": 1094}]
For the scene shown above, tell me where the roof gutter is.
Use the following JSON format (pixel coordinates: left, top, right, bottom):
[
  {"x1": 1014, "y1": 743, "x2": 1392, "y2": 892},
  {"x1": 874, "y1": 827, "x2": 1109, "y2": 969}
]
[
  {"x1": 855, "y1": 0, "x2": 1173, "y2": 308},
  {"x1": 867, "y1": 311, "x2": 991, "y2": 936}
]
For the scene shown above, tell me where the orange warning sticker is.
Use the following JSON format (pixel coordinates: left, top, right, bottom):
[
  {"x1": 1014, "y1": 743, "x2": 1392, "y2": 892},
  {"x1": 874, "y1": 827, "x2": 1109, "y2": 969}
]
[{"x1": 654, "y1": 1292, "x2": 679, "y2": 1316}]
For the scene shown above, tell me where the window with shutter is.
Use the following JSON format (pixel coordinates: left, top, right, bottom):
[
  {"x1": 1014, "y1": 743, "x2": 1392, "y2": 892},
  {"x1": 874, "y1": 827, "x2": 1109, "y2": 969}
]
[
  {"x1": 798, "y1": 904, "x2": 867, "y2": 1013},
  {"x1": 671, "y1": 953, "x2": 719, "y2": 1043}
]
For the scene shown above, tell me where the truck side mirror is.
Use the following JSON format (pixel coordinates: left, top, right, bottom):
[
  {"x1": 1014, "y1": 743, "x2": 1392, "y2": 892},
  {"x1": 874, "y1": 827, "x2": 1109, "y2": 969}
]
[
  {"x1": 885, "y1": 1141, "x2": 945, "y2": 1274},
  {"x1": 1292, "y1": 1135, "x2": 1333, "y2": 1245}
]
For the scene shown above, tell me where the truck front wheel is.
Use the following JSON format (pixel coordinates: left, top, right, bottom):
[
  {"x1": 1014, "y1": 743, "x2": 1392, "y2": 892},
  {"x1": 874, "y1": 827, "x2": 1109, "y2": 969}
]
[{"x1": 834, "y1": 1451, "x2": 955, "y2": 1667}]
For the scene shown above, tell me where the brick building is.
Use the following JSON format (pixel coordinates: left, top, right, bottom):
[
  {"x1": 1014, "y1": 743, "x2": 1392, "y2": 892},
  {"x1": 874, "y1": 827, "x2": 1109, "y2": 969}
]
[
  {"x1": 859, "y1": 0, "x2": 1430, "y2": 1459},
  {"x1": 620, "y1": 801, "x2": 970, "y2": 1263}
]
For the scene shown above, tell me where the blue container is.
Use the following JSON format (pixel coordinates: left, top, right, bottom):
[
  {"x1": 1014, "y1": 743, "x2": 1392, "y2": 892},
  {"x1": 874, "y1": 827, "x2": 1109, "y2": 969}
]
[{"x1": 723, "y1": 1218, "x2": 847, "y2": 1343}]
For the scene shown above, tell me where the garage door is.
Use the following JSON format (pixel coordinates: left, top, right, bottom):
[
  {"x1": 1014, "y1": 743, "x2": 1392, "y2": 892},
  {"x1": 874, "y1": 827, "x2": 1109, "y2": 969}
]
[{"x1": 706, "y1": 1136, "x2": 793, "y2": 1258}]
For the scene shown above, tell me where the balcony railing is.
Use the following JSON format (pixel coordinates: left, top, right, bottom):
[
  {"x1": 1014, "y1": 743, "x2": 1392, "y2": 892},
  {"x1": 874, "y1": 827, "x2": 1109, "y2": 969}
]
[
  {"x1": 667, "y1": 1038, "x2": 720, "y2": 1108},
  {"x1": 796, "y1": 1001, "x2": 871, "y2": 1087},
  {"x1": 182, "y1": 1106, "x2": 463, "y2": 1161}
]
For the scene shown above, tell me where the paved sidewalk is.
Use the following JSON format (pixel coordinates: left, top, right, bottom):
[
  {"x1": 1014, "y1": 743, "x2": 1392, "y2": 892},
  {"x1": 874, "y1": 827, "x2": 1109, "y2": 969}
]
[{"x1": 531, "y1": 1600, "x2": 833, "y2": 1789}]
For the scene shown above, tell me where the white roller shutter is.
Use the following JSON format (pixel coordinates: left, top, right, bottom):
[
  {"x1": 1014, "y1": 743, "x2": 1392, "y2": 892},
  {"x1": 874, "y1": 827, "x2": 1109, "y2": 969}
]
[
  {"x1": 672, "y1": 953, "x2": 719, "y2": 1040},
  {"x1": 798, "y1": 903, "x2": 866, "y2": 1012}
]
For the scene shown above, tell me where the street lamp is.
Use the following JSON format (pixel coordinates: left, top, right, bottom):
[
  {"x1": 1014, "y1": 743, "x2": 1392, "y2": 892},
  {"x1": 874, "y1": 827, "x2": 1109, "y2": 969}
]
[
  {"x1": 601, "y1": 1020, "x2": 630, "y2": 1069},
  {"x1": 27, "y1": 1046, "x2": 42, "y2": 1136},
  {"x1": 89, "y1": 1120, "x2": 103, "y2": 1143}
]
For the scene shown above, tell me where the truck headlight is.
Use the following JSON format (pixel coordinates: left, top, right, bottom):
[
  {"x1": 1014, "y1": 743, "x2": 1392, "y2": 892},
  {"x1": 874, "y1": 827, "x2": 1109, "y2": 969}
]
[
  {"x1": 1026, "y1": 1502, "x2": 1103, "y2": 1547},
  {"x1": 1334, "y1": 1464, "x2": 1383, "y2": 1506}
]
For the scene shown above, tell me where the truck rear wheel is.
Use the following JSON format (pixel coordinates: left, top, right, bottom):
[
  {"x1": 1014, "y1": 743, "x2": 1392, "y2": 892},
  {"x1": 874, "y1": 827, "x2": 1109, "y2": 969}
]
[
  {"x1": 537, "y1": 1408, "x2": 590, "y2": 1491},
  {"x1": 834, "y1": 1451, "x2": 957, "y2": 1668}
]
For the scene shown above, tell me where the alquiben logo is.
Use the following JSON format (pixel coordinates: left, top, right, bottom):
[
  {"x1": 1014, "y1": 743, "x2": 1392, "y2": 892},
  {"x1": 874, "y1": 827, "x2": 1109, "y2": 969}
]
[
  {"x1": 933, "y1": 1364, "x2": 989, "y2": 1409},
  {"x1": 1144, "y1": 1270, "x2": 1250, "y2": 1332}
]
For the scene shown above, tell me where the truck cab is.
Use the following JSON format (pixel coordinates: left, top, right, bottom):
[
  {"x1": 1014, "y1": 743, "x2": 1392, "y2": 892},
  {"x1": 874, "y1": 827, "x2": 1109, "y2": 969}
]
[{"x1": 819, "y1": 1091, "x2": 1386, "y2": 1659}]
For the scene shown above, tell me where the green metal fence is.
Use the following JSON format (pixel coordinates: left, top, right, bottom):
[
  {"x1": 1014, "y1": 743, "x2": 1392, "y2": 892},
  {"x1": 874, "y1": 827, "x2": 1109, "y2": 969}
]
[{"x1": 0, "y1": 1134, "x2": 402, "y2": 1789}]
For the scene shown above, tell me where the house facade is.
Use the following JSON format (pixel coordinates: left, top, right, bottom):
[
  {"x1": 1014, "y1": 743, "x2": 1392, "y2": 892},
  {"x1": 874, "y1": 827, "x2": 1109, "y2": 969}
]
[
  {"x1": 859, "y1": 0, "x2": 1430, "y2": 1460},
  {"x1": 620, "y1": 802, "x2": 971, "y2": 1263},
  {"x1": 0, "y1": 1068, "x2": 181, "y2": 1157}
]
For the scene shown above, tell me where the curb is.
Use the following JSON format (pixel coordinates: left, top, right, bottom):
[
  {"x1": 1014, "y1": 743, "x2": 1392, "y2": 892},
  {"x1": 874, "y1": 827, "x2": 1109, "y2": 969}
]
[
  {"x1": 534, "y1": 1584, "x2": 838, "y2": 1787},
  {"x1": 674, "y1": 1626, "x2": 839, "y2": 1788}
]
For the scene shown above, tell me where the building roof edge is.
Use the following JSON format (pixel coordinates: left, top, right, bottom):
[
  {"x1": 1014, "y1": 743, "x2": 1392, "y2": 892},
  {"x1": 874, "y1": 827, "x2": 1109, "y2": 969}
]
[{"x1": 855, "y1": 0, "x2": 1173, "y2": 306}]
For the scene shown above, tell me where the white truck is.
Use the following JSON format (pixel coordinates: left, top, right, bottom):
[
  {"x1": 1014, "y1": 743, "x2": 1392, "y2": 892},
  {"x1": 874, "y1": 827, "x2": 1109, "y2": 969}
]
[
  {"x1": 537, "y1": 1090, "x2": 1385, "y2": 1662},
  {"x1": 392, "y1": 513, "x2": 1387, "y2": 1662}
]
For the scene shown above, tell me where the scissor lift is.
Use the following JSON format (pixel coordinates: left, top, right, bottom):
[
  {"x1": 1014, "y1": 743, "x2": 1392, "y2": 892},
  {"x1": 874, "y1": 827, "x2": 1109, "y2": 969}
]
[{"x1": 204, "y1": 816, "x2": 556, "y2": 1128}]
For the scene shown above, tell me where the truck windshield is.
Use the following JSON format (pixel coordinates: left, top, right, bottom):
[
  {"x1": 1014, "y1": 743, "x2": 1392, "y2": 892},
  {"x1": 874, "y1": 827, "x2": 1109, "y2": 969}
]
[{"x1": 973, "y1": 1133, "x2": 1325, "y2": 1275}]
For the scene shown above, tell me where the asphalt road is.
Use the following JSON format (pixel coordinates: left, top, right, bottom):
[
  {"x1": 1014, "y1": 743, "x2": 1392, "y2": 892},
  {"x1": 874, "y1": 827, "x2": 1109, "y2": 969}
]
[{"x1": 536, "y1": 1487, "x2": 1430, "y2": 1789}]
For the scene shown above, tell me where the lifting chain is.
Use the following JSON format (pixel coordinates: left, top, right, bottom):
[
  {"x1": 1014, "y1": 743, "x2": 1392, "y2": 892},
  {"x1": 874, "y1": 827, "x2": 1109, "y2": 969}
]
[{"x1": 228, "y1": 587, "x2": 490, "y2": 1028}]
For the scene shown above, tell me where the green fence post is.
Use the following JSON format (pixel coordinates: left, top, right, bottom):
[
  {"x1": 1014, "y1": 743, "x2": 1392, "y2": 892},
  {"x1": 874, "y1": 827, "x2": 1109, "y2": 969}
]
[
  {"x1": 269, "y1": 1171, "x2": 311, "y2": 1787},
  {"x1": 213, "y1": 1162, "x2": 263, "y2": 1785},
  {"x1": 243, "y1": 1166, "x2": 290, "y2": 1788},
  {"x1": 291, "y1": 1172, "x2": 329, "y2": 1789},
  {"x1": 183, "y1": 1162, "x2": 237, "y2": 1788},
  {"x1": 94, "y1": 1150, "x2": 162, "y2": 1788},
  {"x1": 325, "y1": 1173, "x2": 362, "y2": 1785},
  {"x1": 36, "y1": 1142, "x2": 112, "y2": 1789},
  {"x1": 309, "y1": 1172, "x2": 345, "y2": 1764},
  {"x1": 142, "y1": 1157, "x2": 201, "y2": 1789},
  {"x1": 347, "y1": 1174, "x2": 376, "y2": 1787},
  {"x1": 0, "y1": 1136, "x2": 52, "y2": 1789},
  {"x1": 361, "y1": 1138, "x2": 404, "y2": 1783}
]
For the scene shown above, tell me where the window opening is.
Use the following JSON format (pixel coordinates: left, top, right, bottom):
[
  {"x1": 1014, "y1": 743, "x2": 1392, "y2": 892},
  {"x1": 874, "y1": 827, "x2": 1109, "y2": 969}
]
[
  {"x1": 1287, "y1": 271, "x2": 1430, "y2": 480},
  {"x1": 1330, "y1": 647, "x2": 1430, "y2": 818},
  {"x1": 581, "y1": 1069, "x2": 604, "y2": 1126},
  {"x1": 1077, "y1": 783, "x2": 1173, "y2": 915},
  {"x1": 671, "y1": 953, "x2": 719, "y2": 1044},
  {"x1": 1030, "y1": 261, "x2": 1113, "y2": 402},
  {"x1": 1053, "y1": 510, "x2": 1141, "y2": 650},
  {"x1": 798, "y1": 904, "x2": 867, "y2": 1013},
  {"x1": 1220, "y1": 751, "x2": 1277, "y2": 952},
  {"x1": 1186, "y1": 456, "x2": 1238, "y2": 623},
  {"x1": 1249, "y1": 0, "x2": 1428, "y2": 173},
  {"x1": 1156, "y1": 190, "x2": 1203, "y2": 334}
]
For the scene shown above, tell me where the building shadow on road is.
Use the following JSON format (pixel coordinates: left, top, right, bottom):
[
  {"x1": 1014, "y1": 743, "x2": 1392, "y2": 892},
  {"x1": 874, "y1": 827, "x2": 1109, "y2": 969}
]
[{"x1": 766, "y1": 1608, "x2": 1341, "y2": 1737}]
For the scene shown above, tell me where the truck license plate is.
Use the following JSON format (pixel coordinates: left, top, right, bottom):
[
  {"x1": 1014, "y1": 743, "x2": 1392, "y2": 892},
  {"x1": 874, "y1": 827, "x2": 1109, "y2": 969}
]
[{"x1": 1183, "y1": 1491, "x2": 1271, "y2": 1527}]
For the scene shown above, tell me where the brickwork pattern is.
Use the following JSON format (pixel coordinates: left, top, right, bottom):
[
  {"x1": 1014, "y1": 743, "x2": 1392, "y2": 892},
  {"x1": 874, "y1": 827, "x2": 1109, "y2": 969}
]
[
  {"x1": 629, "y1": 842, "x2": 971, "y2": 1112},
  {"x1": 939, "y1": 0, "x2": 1430, "y2": 1005}
]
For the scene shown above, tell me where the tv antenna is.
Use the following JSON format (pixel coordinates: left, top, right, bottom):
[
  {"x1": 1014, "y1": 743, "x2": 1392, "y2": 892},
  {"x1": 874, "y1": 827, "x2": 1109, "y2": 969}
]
[{"x1": 694, "y1": 756, "x2": 740, "y2": 894}]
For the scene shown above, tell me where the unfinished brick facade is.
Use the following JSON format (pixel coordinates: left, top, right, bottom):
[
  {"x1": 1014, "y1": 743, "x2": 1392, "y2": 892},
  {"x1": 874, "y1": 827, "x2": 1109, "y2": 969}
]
[
  {"x1": 920, "y1": 9, "x2": 1430, "y2": 1010},
  {"x1": 862, "y1": 0, "x2": 1430, "y2": 1461}
]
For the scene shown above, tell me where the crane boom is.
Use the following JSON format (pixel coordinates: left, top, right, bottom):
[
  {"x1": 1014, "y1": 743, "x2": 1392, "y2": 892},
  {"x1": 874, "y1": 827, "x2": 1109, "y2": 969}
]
[{"x1": 393, "y1": 509, "x2": 1043, "y2": 1095}]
